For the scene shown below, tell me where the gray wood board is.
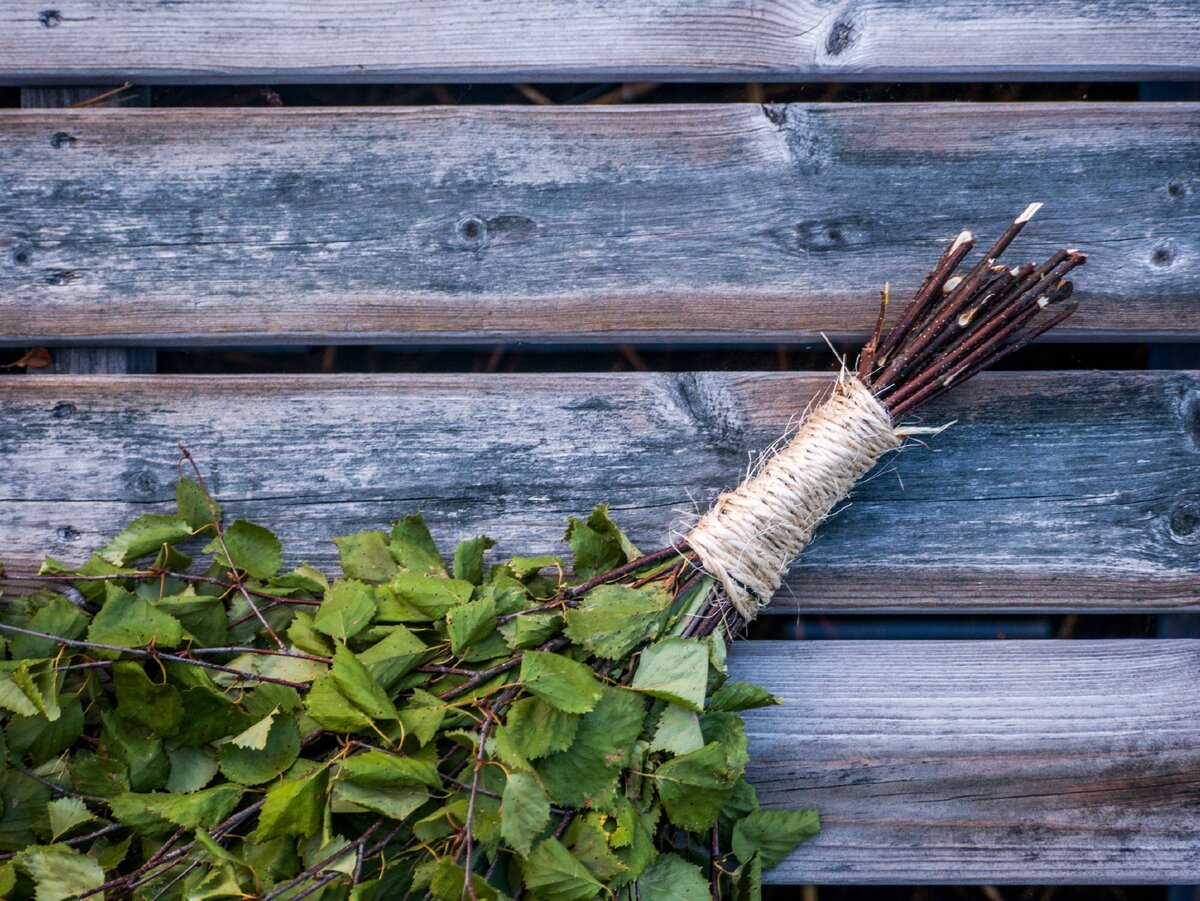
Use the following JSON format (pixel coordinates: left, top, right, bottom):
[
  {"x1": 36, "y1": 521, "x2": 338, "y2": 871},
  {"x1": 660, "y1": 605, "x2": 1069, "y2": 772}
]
[
  {"x1": 19, "y1": 86, "x2": 155, "y2": 375},
  {"x1": 733, "y1": 639, "x2": 1200, "y2": 882},
  {"x1": 1, "y1": 103, "x2": 1197, "y2": 345},
  {"x1": 1, "y1": 1, "x2": 1197, "y2": 83},
  {"x1": 1, "y1": 371, "x2": 1196, "y2": 611}
]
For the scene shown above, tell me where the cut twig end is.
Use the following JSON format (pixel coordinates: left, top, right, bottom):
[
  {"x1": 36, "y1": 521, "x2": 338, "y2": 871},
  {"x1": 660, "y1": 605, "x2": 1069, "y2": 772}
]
[{"x1": 1016, "y1": 202, "x2": 1043, "y2": 223}]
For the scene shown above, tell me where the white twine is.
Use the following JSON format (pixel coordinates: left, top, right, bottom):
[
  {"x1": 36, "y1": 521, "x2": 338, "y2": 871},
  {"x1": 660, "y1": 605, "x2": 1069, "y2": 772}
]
[{"x1": 686, "y1": 375, "x2": 903, "y2": 619}]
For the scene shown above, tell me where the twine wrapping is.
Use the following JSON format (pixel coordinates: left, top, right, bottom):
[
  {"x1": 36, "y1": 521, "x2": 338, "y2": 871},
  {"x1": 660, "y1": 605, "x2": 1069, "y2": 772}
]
[{"x1": 687, "y1": 376, "x2": 901, "y2": 619}]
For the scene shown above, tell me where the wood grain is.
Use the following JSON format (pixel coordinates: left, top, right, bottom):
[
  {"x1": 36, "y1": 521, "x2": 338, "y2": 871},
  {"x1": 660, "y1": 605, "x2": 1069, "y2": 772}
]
[
  {"x1": 1, "y1": 103, "x2": 1197, "y2": 346},
  {"x1": 19, "y1": 86, "x2": 156, "y2": 376},
  {"x1": 1, "y1": 371, "x2": 1196, "y2": 611},
  {"x1": 734, "y1": 639, "x2": 1200, "y2": 882},
  {"x1": 0, "y1": 1, "x2": 1196, "y2": 83}
]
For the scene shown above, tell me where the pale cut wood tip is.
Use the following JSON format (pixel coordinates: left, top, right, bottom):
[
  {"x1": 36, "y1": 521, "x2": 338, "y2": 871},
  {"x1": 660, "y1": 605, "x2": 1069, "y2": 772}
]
[
  {"x1": 1016, "y1": 202, "x2": 1043, "y2": 223},
  {"x1": 950, "y1": 229, "x2": 973, "y2": 250}
]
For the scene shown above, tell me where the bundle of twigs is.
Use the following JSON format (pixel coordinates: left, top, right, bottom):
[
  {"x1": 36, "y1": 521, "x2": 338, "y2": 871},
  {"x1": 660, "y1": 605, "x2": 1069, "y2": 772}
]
[
  {"x1": 670, "y1": 202, "x2": 1085, "y2": 639},
  {"x1": 0, "y1": 206, "x2": 1084, "y2": 901}
]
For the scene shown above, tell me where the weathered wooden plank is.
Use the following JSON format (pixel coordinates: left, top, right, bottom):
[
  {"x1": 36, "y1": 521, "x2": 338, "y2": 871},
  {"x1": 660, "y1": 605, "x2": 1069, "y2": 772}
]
[
  {"x1": 1, "y1": 371, "x2": 1195, "y2": 611},
  {"x1": 1, "y1": 103, "x2": 1197, "y2": 346},
  {"x1": 19, "y1": 86, "x2": 157, "y2": 376},
  {"x1": 734, "y1": 639, "x2": 1200, "y2": 882},
  {"x1": 1, "y1": 1, "x2": 1196, "y2": 83}
]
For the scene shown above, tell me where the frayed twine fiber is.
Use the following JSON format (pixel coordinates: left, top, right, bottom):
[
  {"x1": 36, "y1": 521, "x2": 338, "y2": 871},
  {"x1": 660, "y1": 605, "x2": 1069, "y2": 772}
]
[{"x1": 686, "y1": 376, "x2": 902, "y2": 619}]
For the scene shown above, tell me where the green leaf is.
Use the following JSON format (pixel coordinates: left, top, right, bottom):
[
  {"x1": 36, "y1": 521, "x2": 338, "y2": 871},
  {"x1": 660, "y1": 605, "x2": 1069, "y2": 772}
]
[
  {"x1": 313, "y1": 578, "x2": 377, "y2": 641},
  {"x1": 569, "y1": 813, "x2": 628, "y2": 883},
  {"x1": 707, "y1": 681, "x2": 780, "y2": 713},
  {"x1": 166, "y1": 746, "x2": 220, "y2": 793},
  {"x1": 219, "y1": 713, "x2": 300, "y2": 785},
  {"x1": 731, "y1": 808, "x2": 820, "y2": 869},
  {"x1": 453, "y1": 535, "x2": 496, "y2": 585},
  {"x1": 564, "y1": 503, "x2": 639, "y2": 579},
  {"x1": 113, "y1": 661, "x2": 184, "y2": 735},
  {"x1": 158, "y1": 592, "x2": 228, "y2": 647},
  {"x1": 700, "y1": 711, "x2": 749, "y2": 776},
  {"x1": 10, "y1": 597, "x2": 88, "y2": 660},
  {"x1": 731, "y1": 851, "x2": 762, "y2": 901},
  {"x1": 0, "y1": 660, "x2": 60, "y2": 721},
  {"x1": 304, "y1": 675, "x2": 374, "y2": 733},
  {"x1": 89, "y1": 584, "x2": 184, "y2": 650},
  {"x1": 500, "y1": 772, "x2": 551, "y2": 857},
  {"x1": 176, "y1": 686, "x2": 253, "y2": 747},
  {"x1": 46, "y1": 797, "x2": 95, "y2": 840},
  {"x1": 500, "y1": 611, "x2": 564, "y2": 651},
  {"x1": 332, "y1": 780, "x2": 428, "y2": 821},
  {"x1": 219, "y1": 650, "x2": 325, "y2": 687},
  {"x1": 0, "y1": 771, "x2": 52, "y2": 852},
  {"x1": 331, "y1": 645, "x2": 396, "y2": 720},
  {"x1": 101, "y1": 710, "x2": 168, "y2": 791},
  {"x1": 650, "y1": 703, "x2": 705, "y2": 756},
  {"x1": 15, "y1": 845, "x2": 105, "y2": 901},
  {"x1": 565, "y1": 582, "x2": 672, "y2": 660},
  {"x1": 653, "y1": 742, "x2": 739, "y2": 832},
  {"x1": 339, "y1": 750, "x2": 441, "y2": 789},
  {"x1": 630, "y1": 638, "x2": 708, "y2": 712},
  {"x1": 13, "y1": 659, "x2": 62, "y2": 721},
  {"x1": 536, "y1": 686, "x2": 644, "y2": 809},
  {"x1": 177, "y1": 476, "x2": 220, "y2": 530},
  {"x1": 357, "y1": 626, "x2": 427, "y2": 690},
  {"x1": 288, "y1": 611, "x2": 335, "y2": 657},
  {"x1": 230, "y1": 707, "x2": 278, "y2": 750},
  {"x1": 523, "y1": 837, "x2": 604, "y2": 901},
  {"x1": 334, "y1": 530, "x2": 398, "y2": 583},
  {"x1": 207, "y1": 520, "x2": 282, "y2": 580},
  {"x1": 98, "y1": 513, "x2": 192, "y2": 565},
  {"x1": 396, "y1": 689, "x2": 445, "y2": 746},
  {"x1": 520, "y1": 651, "x2": 603, "y2": 714},
  {"x1": 257, "y1": 767, "x2": 329, "y2": 841},
  {"x1": 636, "y1": 852, "x2": 710, "y2": 900},
  {"x1": 389, "y1": 515, "x2": 447, "y2": 576},
  {"x1": 111, "y1": 784, "x2": 244, "y2": 830},
  {"x1": 508, "y1": 556, "x2": 564, "y2": 580},
  {"x1": 446, "y1": 595, "x2": 497, "y2": 655},
  {"x1": 7, "y1": 700, "x2": 83, "y2": 760},
  {"x1": 379, "y1": 572, "x2": 473, "y2": 621},
  {"x1": 429, "y1": 857, "x2": 498, "y2": 901},
  {"x1": 495, "y1": 697, "x2": 579, "y2": 761},
  {"x1": 70, "y1": 753, "x2": 128, "y2": 800}
]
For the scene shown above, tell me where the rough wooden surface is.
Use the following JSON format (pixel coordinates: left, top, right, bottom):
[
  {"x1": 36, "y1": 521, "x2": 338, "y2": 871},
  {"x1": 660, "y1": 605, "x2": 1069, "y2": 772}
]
[
  {"x1": 1, "y1": 371, "x2": 1196, "y2": 611},
  {"x1": 1, "y1": 1, "x2": 1197, "y2": 83},
  {"x1": 2, "y1": 104, "x2": 1197, "y2": 346},
  {"x1": 734, "y1": 639, "x2": 1200, "y2": 882},
  {"x1": 19, "y1": 87, "x2": 156, "y2": 376}
]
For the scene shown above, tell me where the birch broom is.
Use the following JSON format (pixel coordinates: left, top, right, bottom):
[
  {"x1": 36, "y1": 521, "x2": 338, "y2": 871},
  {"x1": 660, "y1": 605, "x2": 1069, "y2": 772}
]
[{"x1": 0, "y1": 206, "x2": 1083, "y2": 901}]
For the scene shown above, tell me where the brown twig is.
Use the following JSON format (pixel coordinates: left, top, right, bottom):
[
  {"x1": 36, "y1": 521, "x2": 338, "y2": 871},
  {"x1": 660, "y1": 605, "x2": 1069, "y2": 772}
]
[{"x1": 0, "y1": 623, "x2": 309, "y2": 689}]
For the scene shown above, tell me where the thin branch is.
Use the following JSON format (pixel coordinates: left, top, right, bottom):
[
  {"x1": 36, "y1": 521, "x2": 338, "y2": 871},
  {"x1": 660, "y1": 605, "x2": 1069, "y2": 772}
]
[
  {"x1": 178, "y1": 443, "x2": 287, "y2": 649},
  {"x1": 0, "y1": 623, "x2": 309, "y2": 689}
]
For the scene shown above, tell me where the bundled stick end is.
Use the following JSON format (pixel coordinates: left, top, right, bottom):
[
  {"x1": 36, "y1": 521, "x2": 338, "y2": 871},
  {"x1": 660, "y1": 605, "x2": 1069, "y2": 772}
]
[{"x1": 1016, "y1": 201, "x2": 1043, "y2": 223}]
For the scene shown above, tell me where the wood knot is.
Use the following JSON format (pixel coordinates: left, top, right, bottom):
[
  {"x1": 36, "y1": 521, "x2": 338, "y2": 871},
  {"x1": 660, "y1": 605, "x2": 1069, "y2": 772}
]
[
  {"x1": 1150, "y1": 239, "x2": 1178, "y2": 269},
  {"x1": 1183, "y1": 388, "x2": 1200, "y2": 450},
  {"x1": 1168, "y1": 501, "x2": 1200, "y2": 542},
  {"x1": 38, "y1": 9, "x2": 61, "y2": 27},
  {"x1": 125, "y1": 468, "x2": 164, "y2": 499},
  {"x1": 455, "y1": 216, "x2": 488, "y2": 250},
  {"x1": 825, "y1": 12, "x2": 859, "y2": 56},
  {"x1": 792, "y1": 218, "x2": 864, "y2": 253},
  {"x1": 50, "y1": 131, "x2": 76, "y2": 149}
]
